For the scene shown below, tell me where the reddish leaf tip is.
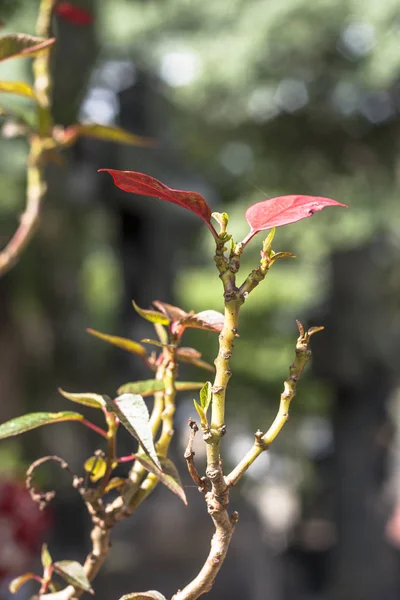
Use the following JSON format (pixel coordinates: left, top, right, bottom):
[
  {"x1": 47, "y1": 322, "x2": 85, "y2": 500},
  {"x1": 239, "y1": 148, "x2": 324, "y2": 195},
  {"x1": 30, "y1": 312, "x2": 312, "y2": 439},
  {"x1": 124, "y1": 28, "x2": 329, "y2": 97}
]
[{"x1": 55, "y1": 2, "x2": 94, "y2": 26}]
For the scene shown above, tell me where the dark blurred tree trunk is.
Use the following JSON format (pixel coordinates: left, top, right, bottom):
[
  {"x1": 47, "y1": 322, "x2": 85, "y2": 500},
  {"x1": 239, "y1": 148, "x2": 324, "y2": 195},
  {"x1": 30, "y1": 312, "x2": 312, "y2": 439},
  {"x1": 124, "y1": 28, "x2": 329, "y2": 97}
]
[{"x1": 312, "y1": 240, "x2": 400, "y2": 600}]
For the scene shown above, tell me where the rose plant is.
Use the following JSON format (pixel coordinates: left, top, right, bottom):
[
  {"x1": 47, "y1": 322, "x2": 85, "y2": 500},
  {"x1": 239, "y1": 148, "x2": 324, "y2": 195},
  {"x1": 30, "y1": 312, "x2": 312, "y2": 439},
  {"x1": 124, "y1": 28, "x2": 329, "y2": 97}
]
[{"x1": 0, "y1": 2, "x2": 347, "y2": 599}]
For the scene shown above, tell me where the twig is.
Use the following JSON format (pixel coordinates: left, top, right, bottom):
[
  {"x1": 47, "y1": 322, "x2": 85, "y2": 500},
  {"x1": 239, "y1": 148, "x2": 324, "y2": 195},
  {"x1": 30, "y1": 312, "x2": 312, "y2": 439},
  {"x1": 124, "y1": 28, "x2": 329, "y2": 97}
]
[
  {"x1": 0, "y1": 0, "x2": 55, "y2": 277},
  {"x1": 225, "y1": 321, "x2": 324, "y2": 487},
  {"x1": 184, "y1": 419, "x2": 209, "y2": 493},
  {"x1": 26, "y1": 455, "x2": 82, "y2": 510}
]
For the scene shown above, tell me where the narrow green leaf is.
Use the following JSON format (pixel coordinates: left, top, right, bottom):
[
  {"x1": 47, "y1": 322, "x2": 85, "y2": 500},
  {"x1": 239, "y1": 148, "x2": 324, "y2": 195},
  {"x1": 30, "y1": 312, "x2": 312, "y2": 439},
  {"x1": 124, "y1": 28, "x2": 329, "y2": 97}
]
[
  {"x1": 84, "y1": 456, "x2": 107, "y2": 482},
  {"x1": 154, "y1": 322, "x2": 168, "y2": 345},
  {"x1": 0, "y1": 81, "x2": 35, "y2": 98},
  {"x1": 117, "y1": 380, "x2": 204, "y2": 397},
  {"x1": 9, "y1": 573, "x2": 39, "y2": 594},
  {"x1": 193, "y1": 400, "x2": 207, "y2": 426},
  {"x1": 135, "y1": 455, "x2": 187, "y2": 505},
  {"x1": 262, "y1": 227, "x2": 276, "y2": 254},
  {"x1": 104, "y1": 395, "x2": 160, "y2": 469},
  {"x1": 53, "y1": 561, "x2": 93, "y2": 594},
  {"x1": 120, "y1": 591, "x2": 166, "y2": 600},
  {"x1": 105, "y1": 477, "x2": 126, "y2": 492},
  {"x1": 41, "y1": 544, "x2": 53, "y2": 569},
  {"x1": 0, "y1": 34, "x2": 55, "y2": 62},
  {"x1": 200, "y1": 381, "x2": 212, "y2": 412},
  {"x1": 0, "y1": 412, "x2": 84, "y2": 440},
  {"x1": 140, "y1": 339, "x2": 166, "y2": 348},
  {"x1": 63, "y1": 123, "x2": 154, "y2": 148},
  {"x1": 58, "y1": 388, "x2": 107, "y2": 409},
  {"x1": 86, "y1": 328, "x2": 148, "y2": 360},
  {"x1": 132, "y1": 301, "x2": 170, "y2": 325},
  {"x1": 117, "y1": 380, "x2": 165, "y2": 397}
]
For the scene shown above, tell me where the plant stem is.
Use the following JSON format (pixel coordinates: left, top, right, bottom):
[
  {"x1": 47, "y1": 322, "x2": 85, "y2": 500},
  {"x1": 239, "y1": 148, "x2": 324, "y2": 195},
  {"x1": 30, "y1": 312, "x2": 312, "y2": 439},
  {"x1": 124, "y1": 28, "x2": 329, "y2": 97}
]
[
  {"x1": 225, "y1": 322, "x2": 320, "y2": 487},
  {"x1": 0, "y1": 0, "x2": 55, "y2": 276}
]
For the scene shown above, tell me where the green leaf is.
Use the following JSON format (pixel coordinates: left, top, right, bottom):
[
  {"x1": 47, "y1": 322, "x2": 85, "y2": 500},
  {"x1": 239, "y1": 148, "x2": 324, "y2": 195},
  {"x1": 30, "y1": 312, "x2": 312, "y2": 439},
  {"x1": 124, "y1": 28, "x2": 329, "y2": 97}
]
[
  {"x1": 58, "y1": 388, "x2": 107, "y2": 409},
  {"x1": 104, "y1": 394, "x2": 160, "y2": 469},
  {"x1": 62, "y1": 123, "x2": 154, "y2": 148},
  {"x1": 104, "y1": 477, "x2": 126, "y2": 492},
  {"x1": 86, "y1": 328, "x2": 148, "y2": 360},
  {"x1": 117, "y1": 380, "x2": 204, "y2": 397},
  {"x1": 0, "y1": 34, "x2": 55, "y2": 62},
  {"x1": 132, "y1": 300, "x2": 170, "y2": 325},
  {"x1": 117, "y1": 380, "x2": 165, "y2": 397},
  {"x1": 140, "y1": 338, "x2": 167, "y2": 348},
  {"x1": 120, "y1": 592, "x2": 166, "y2": 600},
  {"x1": 53, "y1": 561, "x2": 93, "y2": 594},
  {"x1": 0, "y1": 81, "x2": 35, "y2": 98},
  {"x1": 41, "y1": 544, "x2": 53, "y2": 569},
  {"x1": 84, "y1": 456, "x2": 107, "y2": 482},
  {"x1": 193, "y1": 400, "x2": 207, "y2": 426},
  {"x1": 135, "y1": 455, "x2": 187, "y2": 505},
  {"x1": 199, "y1": 381, "x2": 212, "y2": 412},
  {"x1": 9, "y1": 573, "x2": 39, "y2": 594},
  {"x1": 0, "y1": 412, "x2": 84, "y2": 439}
]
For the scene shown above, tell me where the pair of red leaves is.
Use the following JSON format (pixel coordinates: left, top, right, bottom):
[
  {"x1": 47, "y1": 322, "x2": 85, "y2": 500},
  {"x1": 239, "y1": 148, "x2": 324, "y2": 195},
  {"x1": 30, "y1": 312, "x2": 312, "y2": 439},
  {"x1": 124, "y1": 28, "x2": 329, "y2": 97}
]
[{"x1": 100, "y1": 169, "x2": 347, "y2": 243}]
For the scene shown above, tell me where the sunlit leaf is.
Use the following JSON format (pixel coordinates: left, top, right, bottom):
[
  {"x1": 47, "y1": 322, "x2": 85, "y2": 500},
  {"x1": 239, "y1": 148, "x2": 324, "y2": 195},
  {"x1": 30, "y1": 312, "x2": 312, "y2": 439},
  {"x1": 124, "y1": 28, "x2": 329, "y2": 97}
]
[
  {"x1": 53, "y1": 561, "x2": 93, "y2": 593},
  {"x1": 9, "y1": 573, "x2": 39, "y2": 594},
  {"x1": 244, "y1": 194, "x2": 348, "y2": 242},
  {"x1": 0, "y1": 81, "x2": 35, "y2": 98},
  {"x1": 200, "y1": 381, "x2": 212, "y2": 412},
  {"x1": 135, "y1": 455, "x2": 187, "y2": 505},
  {"x1": 99, "y1": 169, "x2": 215, "y2": 233},
  {"x1": 117, "y1": 380, "x2": 204, "y2": 396},
  {"x1": 132, "y1": 301, "x2": 170, "y2": 325},
  {"x1": 186, "y1": 310, "x2": 225, "y2": 333},
  {"x1": 86, "y1": 328, "x2": 148, "y2": 360},
  {"x1": 104, "y1": 395, "x2": 160, "y2": 469},
  {"x1": 41, "y1": 544, "x2": 53, "y2": 569},
  {"x1": 193, "y1": 400, "x2": 207, "y2": 426},
  {"x1": 120, "y1": 591, "x2": 166, "y2": 600},
  {"x1": 152, "y1": 301, "x2": 188, "y2": 321},
  {"x1": 105, "y1": 477, "x2": 126, "y2": 492},
  {"x1": 61, "y1": 124, "x2": 153, "y2": 148},
  {"x1": 117, "y1": 380, "x2": 165, "y2": 397},
  {"x1": 140, "y1": 339, "x2": 166, "y2": 348},
  {"x1": 54, "y1": 2, "x2": 94, "y2": 26},
  {"x1": 58, "y1": 388, "x2": 107, "y2": 409},
  {"x1": 0, "y1": 34, "x2": 55, "y2": 62},
  {"x1": 0, "y1": 412, "x2": 84, "y2": 439},
  {"x1": 84, "y1": 456, "x2": 107, "y2": 482}
]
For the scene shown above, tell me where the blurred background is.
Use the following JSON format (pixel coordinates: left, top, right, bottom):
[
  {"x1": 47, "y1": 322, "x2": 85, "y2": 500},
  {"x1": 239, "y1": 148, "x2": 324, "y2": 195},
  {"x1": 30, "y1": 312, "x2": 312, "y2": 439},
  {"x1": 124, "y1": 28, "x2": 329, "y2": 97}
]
[{"x1": 1, "y1": 0, "x2": 400, "y2": 599}]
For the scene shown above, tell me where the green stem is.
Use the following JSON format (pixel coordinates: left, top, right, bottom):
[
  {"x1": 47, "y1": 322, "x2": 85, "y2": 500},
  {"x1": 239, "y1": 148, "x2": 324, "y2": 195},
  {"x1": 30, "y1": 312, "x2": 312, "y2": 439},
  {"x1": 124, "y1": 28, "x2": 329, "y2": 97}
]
[
  {"x1": 225, "y1": 323, "x2": 319, "y2": 487},
  {"x1": 96, "y1": 413, "x2": 117, "y2": 496},
  {"x1": 0, "y1": 141, "x2": 46, "y2": 276}
]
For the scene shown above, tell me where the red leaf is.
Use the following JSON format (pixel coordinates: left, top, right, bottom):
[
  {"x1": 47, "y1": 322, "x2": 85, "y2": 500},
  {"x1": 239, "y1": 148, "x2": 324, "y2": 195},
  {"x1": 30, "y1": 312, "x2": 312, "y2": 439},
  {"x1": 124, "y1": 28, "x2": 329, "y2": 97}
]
[
  {"x1": 244, "y1": 195, "x2": 347, "y2": 244},
  {"x1": 55, "y1": 2, "x2": 94, "y2": 26},
  {"x1": 99, "y1": 170, "x2": 217, "y2": 236}
]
